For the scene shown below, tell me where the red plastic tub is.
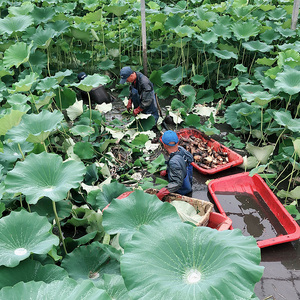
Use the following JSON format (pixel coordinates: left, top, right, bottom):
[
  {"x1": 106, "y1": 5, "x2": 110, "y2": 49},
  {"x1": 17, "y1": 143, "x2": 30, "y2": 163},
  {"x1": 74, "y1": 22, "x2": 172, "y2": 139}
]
[
  {"x1": 208, "y1": 172, "x2": 300, "y2": 248},
  {"x1": 175, "y1": 128, "x2": 243, "y2": 175},
  {"x1": 207, "y1": 212, "x2": 232, "y2": 231}
]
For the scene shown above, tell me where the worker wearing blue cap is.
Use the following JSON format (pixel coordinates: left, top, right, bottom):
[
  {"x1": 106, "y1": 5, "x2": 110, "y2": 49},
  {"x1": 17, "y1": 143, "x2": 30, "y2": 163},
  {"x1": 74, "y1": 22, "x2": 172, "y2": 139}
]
[
  {"x1": 120, "y1": 66, "x2": 159, "y2": 123},
  {"x1": 156, "y1": 130, "x2": 194, "y2": 200}
]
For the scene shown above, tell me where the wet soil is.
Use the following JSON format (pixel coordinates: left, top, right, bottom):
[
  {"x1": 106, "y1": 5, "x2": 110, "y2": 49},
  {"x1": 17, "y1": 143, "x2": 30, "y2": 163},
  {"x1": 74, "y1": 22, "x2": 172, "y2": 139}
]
[{"x1": 106, "y1": 95, "x2": 300, "y2": 300}]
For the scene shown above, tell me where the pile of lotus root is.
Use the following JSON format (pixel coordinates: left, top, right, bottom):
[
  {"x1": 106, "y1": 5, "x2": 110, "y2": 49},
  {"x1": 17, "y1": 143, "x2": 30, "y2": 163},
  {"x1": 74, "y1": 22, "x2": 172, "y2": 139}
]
[{"x1": 179, "y1": 135, "x2": 229, "y2": 169}]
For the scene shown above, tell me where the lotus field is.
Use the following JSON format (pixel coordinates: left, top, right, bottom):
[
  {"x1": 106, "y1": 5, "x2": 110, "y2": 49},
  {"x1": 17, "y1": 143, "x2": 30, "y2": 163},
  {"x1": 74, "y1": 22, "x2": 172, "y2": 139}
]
[{"x1": 0, "y1": 0, "x2": 299, "y2": 299}]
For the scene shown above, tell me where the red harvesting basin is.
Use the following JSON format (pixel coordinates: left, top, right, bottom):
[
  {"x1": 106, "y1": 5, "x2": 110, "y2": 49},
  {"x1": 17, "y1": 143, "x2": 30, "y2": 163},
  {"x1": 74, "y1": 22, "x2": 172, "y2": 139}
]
[
  {"x1": 207, "y1": 212, "x2": 232, "y2": 231},
  {"x1": 175, "y1": 128, "x2": 243, "y2": 175},
  {"x1": 208, "y1": 172, "x2": 300, "y2": 248}
]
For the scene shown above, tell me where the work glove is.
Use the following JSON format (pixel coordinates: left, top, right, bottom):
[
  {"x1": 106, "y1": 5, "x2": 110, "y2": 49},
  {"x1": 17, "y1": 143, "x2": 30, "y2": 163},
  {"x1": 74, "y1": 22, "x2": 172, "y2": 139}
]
[
  {"x1": 156, "y1": 187, "x2": 170, "y2": 201},
  {"x1": 126, "y1": 99, "x2": 132, "y2": 112},
  {"x1": 160, "y1": 170, "x2": 167, "y2": 177},
  {"x1": 133, "y1": 106, "x2": 143, "y2": 116}
]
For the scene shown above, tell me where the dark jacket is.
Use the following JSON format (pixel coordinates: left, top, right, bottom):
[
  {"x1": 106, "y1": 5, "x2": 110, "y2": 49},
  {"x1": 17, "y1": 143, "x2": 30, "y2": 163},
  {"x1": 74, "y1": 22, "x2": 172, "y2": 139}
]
[
  {"x1": 166, "y1": 146, "x2": 194, "y2": 194},
  {"x1": 129, "y1": 72, "x2": 159, "y2": 121}
]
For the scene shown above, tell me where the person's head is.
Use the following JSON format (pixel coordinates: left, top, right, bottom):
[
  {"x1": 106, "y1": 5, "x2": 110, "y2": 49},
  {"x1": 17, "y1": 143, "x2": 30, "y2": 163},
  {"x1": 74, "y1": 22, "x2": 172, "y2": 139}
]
[
  {"x1": 77, "y1": 72, "x2": 87, "y2": 81},
  {"x1": 120, "y1": 66, "x2": 136, "y2": 84},
  {"x1": 162, "y1": 130, "x2": 179, "y2": 153}
]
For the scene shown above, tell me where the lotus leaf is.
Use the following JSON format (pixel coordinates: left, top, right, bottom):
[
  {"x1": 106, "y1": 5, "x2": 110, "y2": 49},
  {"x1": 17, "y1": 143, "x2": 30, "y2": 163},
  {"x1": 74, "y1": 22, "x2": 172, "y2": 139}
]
[
  {"x1": 31, "y1": 6, "x2": 56, "y2": 24},
  {"x1": 5, "y1": 152, "x2": 86, "y2": 204},
  {"x1": 275, "y1": 67, "x2": 300, "y2": 95},
  {"x1": 74, "y1": 142, "x2": 95, "y2": 159},
  {"x1": 66, "y1": 100, "x2": 84, "y2": 120},
  {"x1": 0, "y1": 210, "x2": 59, "y2": 267},
  {"x1": 197, "y1": 31, "x2": 218, "y2": 44},
  {"x1": 0, "y1": 109, "x2": 25, "y2": 136},
  {"x1": 61, "y1": 242, "x2": 121, "y2": 281},
  {"x1": 268, "y1": 7, "x2": 287, "y2": 20},
  {"x1": 0, "y1": 141, "x2": 33, "y2": 163},
  {"x1": 285, "y1": 201, "x2": 300, "y2": 221},
  {"x1": 70, "y1": 125, "x2": 95, "y2": 137},
  {"x1": 55, "y1": 87, "x2": 77, "y2": 110},
  {"x1": 6, "y1": 94, "x2": 30, "y2": 106},
  {"x1": 231, "y1": 21, "x2": 260, "y2": 41},
  {"x1": 96, "y1": 273, "x2": 130, "y2": 300},
  {"x1": 46, "y1": 20, "x2": 70, "y2": 36},
  {"x1": 8, "y1": 2, "x2": 34, "y2": 16},
  {"x1": 31, "y1": 27, "x2": 56, "y2": 50},
  {"x1": 246, "y1": 144, "x2": 275, "y2": 164},
  {"x1": 273, "y1": 111, "x2": 300, "y2": 132},
  {"x1": 293, "y1": 138, "x2": 300, "y2": 157},
  {"x1": 191, "y1": 74, "x2": 205, "y2": 85},
  {"x1": 277, "y1": 50, "x2": 300, "y2": 69},
  {"x1": 3, "y1": 42, "x2": 32, "y2": 69},
  {"x1": 87, "y1": 181, "x2": 131, "y2": 210},
  {"x1": 211, "y1": 49, "x2": 238, "y2": 60},
  {"x1": 5, "y1": 109, "x2": 64, "y2": 143},
  {"x1": 0, "y1": 259, "x2": 68, "y2": 289},
  {"x1": 121, "y1": 221, "x2": 263, "y2": 300},
  {"x1": 36, "y1": 77, "x2": 59, "y2": 91},
  {"x1": 72, "y1": 74, "x2": 110, "y2": 92},
  {"x1": 164, "y1": 14, "x2": 184, "y2": 30},
  {"x1": 102, "y1": 190, "x2": 180, "y2": 247},
  {"x1": 0, "y1": 15, "x2": 33, "y2": 35},
  {"x1": 0, "y1": 278, "x2": 110, "y2": 300},
  {"x1": 12, "y1": 72, "x2": 39, "y2": 92},
  {"x1": 178, "y1": 84, "x2": 195, "y2": 97},
  {"x1": 242, "y1": 41, "x2": 273, "y2": 52},
  {"x1": 161, "y1": 67, "x2": 186, "y2": 86}
]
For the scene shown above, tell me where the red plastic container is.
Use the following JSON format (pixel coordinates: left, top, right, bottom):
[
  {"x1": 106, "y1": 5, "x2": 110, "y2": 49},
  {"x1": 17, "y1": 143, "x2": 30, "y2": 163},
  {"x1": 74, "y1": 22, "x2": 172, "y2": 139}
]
[
  {"x1": 175, "y1": 128, "x2": 243, "y2": 175},
  {"x1": 208, "y1": 172, "x2": 300, "y2": 248},
  {"x1": 207, "y1": 212, "x2": 232, "y2": 231}
]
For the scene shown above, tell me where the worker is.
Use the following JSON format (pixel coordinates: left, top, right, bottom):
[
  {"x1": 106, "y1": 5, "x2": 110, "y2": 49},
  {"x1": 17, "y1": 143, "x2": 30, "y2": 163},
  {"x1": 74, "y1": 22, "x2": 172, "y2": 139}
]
[
  {"x1": 77, "y1": 72, "x2": 112, "y2": 105},
  {"x1": 119, "y1": 66, "x2": 159, "y2": 123},
  {"x1": 156, "y1": 130, "x2": 194, "y2": 201}
]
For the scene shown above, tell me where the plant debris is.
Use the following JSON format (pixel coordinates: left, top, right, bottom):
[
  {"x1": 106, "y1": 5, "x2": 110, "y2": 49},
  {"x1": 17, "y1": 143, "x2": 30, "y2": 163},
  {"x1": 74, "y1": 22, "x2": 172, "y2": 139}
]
[{"x1": 179, "y1": 136, "x2": 229, "y2": 169}]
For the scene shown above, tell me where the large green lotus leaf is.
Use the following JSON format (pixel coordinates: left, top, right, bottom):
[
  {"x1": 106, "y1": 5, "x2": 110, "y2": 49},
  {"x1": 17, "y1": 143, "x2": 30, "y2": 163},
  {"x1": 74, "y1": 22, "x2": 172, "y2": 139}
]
[
  {"x1": 98, "y1": 59, "x2": 115, "y2": 71},
  {"x1": 191, "y1": 74, "x2": 205, "y2": 85},
  {"x1": 103, "y1": 4, "x2": 129, "y2": 17},
  {"x1": 70, "y1": 125, "x2": 95, "y2": 137},
  {"x1": 87, "y1": 181, "x2": 131, "y2": 210},
  {"x1": 0, "y1": 15, "x2": 33, "y2": 35},
  {"x1": 268, "y1": 7, "x2": 287, "y2": 20},
  {"x1": 36, "y1": 77, "x2": 59, "y2": 91},
  {"x1": 0, "y1": 278, "x2": 110, "y2": 300},
  {"x1": 31, "y1": 6, "x2": 56, "y2": 24},
  {"x1": 121, "y1": 222, "x2": 263, "y2": 300},
  {"x1": 102, "y1": 190, "x2": 180, "y2": 247},
  {"x1": 197, "y1": 31, "x2": 218, "y2": 44},
  {"x1": 210, "y1": 49, "x2": 238, "y2": 60},
  {"x1": 246, "y1": 143, "x2": 275, "y2": 164},
  {"x1": 12, "y1": 72, "x2": 39, "y2": 92},
  {"x1": 61, "y1": 242, "x2": 121, "y2": 281},
  {"x1": 5, "y1": 152, "x2": 86, "y2": 204},
  {"x1": 0, "y1": 210, "x2": 59, "y2": 267},
  {"x1": 242, "y1": 41, "x2": 273, "y2": 52},
  {"x1": 73, "y1": 142, "x2": 95, "y2": 159},
  {"x1": 3, "y1": 42, "x2": 32, "y2": 69},
  {"x1": 0, "y1": 141, "x2": 33, "y2": 163},
  {"x1": 164, "y1": 14, "x2": 184, "y2": 30},
  {"x1": 34, "y1": 91, "x2": 56, "y2": 110},
  {"x1": 231, "y1": 21, "x2": 260, "y2": 41},
  {"x1": 8, "y1": 2, "x2": 35, "y2": 16},
  {"x1": 273, "y1": 111, "x2": 300, "y2": 132},
  {"x1": 72, "y1": 74, "x2": 111, "y2": 92},
  {"x1": 7, "y1": 93, "x2": 30, "y2": 106},
  {"x1": 161, "y1": 67, "x2": 186, "y2": 86},
  {"x1": 277, "y1": 49, "x2": 300, "y2": 69},
  {"x1": 53, "y1": 69, "x2": 73, "y2": 84},
  {"x1": 55, "y1": 86, "x2": 77, "y2": 110},
  {"x1": 31, "y1": 27, "x2": 56, "y2": 49},
  {"x1": 5, "y1": 110, "x2": 64, "y2": 143},
  {"x1": 275, "y1": 67, "x2": 300, "y2": 95},
  {"x1": 96, "y1": 274, "x2": 130, "y2": 300},
  {"x1": 0, "y1": 109, "x2": 25, "y2": 136},
  {"x1": 174, "y1": 25, "x2": 195, "y2": 38},
  {"x1": 0, "y1": 259, "x2": 68, "y2": 289}
]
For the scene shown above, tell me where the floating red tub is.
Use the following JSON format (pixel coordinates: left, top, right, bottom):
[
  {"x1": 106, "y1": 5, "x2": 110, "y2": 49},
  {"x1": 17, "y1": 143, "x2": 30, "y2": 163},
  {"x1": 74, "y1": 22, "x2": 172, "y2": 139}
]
[
  {"x1": 175, "y1": 128, "x2": 243, "y2": 175},
  {"x1": 208, "y1": 172, "x2": 300, "y2": 248}
]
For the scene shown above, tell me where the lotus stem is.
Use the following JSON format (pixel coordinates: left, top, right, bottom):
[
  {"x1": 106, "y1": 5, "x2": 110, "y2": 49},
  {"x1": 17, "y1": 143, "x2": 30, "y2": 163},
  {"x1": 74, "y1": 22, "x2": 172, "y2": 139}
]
[
  {"x1": 285, "y1": 95, "x2": 292, "y2": 111},
  {"x1": 284, "y1": 154, "x2": 297, "y2": 205},
  {"x1": 47, "y1": 48, "x2": 51, "y2": 77},
  {"x1": 19, "y1": 195, "x2": 23, "y2": 208},
  {"x1": 17, "y1": 143, "x2": 25, "y2": 160},
  {"x1": 87, "y1": 92, "x2": 92, "y2": 126},
  {"x1": 248, "y1": 52, "x2": 256, "y2": 76},
  {"x1": 295, "y1": 101, "x2": 300, "y2": 118},
  {"x1": 27, "y1": 203, "x2": 31, "y2": 213},
  {"x1": 52, "y1": 200, "x2": 67, "y2": 255},
  {"x1": 274, "y1": 128, "x2": 286, "y2": 150}
]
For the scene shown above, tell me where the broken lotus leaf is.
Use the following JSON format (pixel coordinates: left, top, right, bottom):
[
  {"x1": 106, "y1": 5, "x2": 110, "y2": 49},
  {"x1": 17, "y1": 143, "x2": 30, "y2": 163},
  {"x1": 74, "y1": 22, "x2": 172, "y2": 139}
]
[
  {"x1": 0, "y1": 210, "x2": 59, "y2": 267},
  {"x1": 5, "y1": 109, "x2": 64, "y2": 143},
  {"x1": 121, "y1": 221, "x2": 263, "y2": 300},
  {"x1": 66, "y1": 100, "x2": 83, "y2": 121},
  {"x1": 0, "y1": 278, "x2": 110, "y2": 300},
  {"x1": 4, "y1": 151, "x2": 86, "y2": 204}
]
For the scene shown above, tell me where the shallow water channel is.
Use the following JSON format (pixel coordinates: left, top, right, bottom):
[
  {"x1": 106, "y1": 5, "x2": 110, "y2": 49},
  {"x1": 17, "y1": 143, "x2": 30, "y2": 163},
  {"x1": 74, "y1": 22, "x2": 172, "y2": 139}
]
[{"x1": 106, "y1": 95, "x2": 300, "y2": 300}]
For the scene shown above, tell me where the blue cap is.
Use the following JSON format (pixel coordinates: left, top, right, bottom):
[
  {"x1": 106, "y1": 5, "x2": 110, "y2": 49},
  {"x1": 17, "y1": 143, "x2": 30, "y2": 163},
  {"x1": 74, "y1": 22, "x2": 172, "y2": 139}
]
[
  {"x1": 162, "y1": 130, "x2": 179, "y2": 146},
  {"x1": 120, "y1": 66, "x2": 133, "y2": 84},
  {"x1": 78, "y1": 72, "x2": 87, "y2": 81}
]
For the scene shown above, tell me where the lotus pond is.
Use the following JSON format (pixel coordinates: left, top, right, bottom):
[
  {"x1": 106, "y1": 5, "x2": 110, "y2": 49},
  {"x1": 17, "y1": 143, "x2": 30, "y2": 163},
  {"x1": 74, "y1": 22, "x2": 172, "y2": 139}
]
[{"x1": 0, "y1": 0, "x2": 299, "y2": 299}]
